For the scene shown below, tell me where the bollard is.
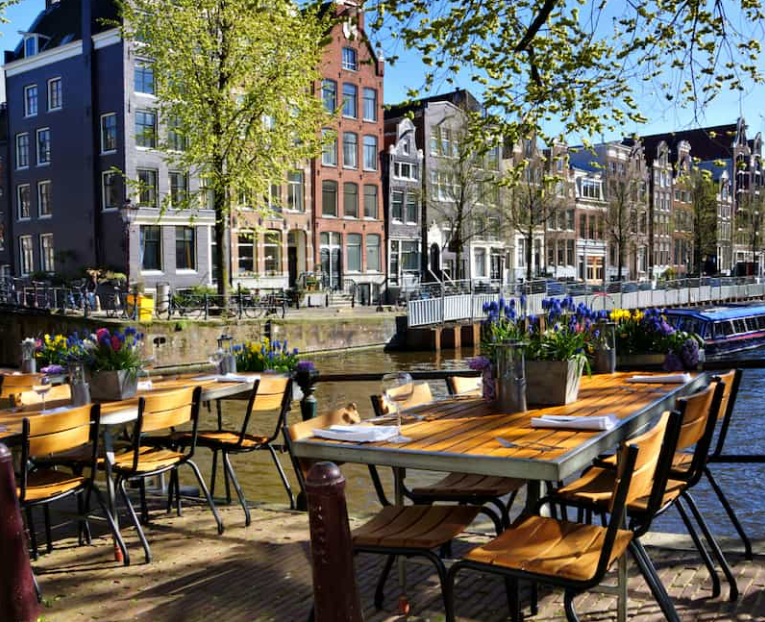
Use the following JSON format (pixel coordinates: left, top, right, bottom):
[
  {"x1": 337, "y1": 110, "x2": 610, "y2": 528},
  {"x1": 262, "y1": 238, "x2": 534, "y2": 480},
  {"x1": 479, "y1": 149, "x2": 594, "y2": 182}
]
[
  {"x1": 0, "y1": 443, "x2": 40, "y2": 622},
  {"x1": 305, "y1": 462, "x2": 363, "y2": 622}
]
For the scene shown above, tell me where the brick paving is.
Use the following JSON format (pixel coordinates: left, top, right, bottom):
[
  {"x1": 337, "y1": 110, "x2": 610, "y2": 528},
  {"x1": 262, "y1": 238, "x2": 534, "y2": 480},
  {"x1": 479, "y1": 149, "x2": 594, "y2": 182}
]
[{"x1": 31, "y1": 501, "x2": 765, "y2": 622}]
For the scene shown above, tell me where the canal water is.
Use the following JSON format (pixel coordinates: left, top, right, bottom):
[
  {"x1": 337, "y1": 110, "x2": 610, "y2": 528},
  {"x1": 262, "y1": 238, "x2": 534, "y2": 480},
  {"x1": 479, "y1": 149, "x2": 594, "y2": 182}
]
[{"x1": 191, "y1": 346, "x2": 765, "y2": 540}]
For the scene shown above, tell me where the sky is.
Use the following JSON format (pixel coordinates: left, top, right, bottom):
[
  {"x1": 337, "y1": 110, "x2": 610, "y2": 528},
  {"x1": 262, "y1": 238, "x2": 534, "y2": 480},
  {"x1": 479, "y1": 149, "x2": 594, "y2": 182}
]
[{"x1": 3, "y1": 0, "x2": 764, "y2": 142}]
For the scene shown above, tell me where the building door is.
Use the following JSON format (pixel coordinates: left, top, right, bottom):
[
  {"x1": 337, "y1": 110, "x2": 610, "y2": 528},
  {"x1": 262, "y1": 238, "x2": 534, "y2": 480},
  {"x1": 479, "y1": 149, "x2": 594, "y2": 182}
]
[
  {"x1": 429, "y1": 243, "x2": 440, "y2": 278},
  {"x1": 288, "y1": 246, "x2": 298, "y2": 287},
  {"x1": 320, "y1": 232, "x2": 342, "y2": 289},
  {"x1": 490, "y1": 251, "x2": 502, "y2": 281}
]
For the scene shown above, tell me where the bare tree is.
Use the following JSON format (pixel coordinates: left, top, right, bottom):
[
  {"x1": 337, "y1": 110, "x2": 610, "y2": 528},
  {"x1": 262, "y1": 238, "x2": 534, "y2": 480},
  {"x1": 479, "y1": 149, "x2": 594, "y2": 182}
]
[
  {"x1": 735, "y1": 191, "x2": 765, "y2": 275},
  {"x1": 677, "y1": 165, "x2": 720, "y2": 275}
]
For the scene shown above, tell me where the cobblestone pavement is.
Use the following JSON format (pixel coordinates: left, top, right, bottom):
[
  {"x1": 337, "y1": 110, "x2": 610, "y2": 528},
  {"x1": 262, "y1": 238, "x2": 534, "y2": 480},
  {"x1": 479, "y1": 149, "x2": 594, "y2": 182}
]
[{"x1": 33, "y1": 503, "x2": 765, "y2": 622}]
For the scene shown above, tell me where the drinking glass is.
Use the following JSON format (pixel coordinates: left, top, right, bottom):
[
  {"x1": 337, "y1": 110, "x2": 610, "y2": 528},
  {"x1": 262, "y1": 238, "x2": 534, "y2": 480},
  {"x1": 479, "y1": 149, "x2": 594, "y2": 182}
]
[
  {"x1": 33, "y1": 376, "x2": 52, "y2": 411},
  {"x1": 381, "y1": 372, "x2": 414, "y2": 443},
  {"x1": 208, "y1": 349, "x2": 225, "y2": 374}
]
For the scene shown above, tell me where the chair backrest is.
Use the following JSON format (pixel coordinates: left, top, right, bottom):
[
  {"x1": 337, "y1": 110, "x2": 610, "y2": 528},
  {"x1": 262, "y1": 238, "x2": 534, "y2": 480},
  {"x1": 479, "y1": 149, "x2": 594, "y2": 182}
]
[
  {"x1": 19, "y1": 403, "x2": 100, "y2": 502},
  {"x1": 673, "y1": 380, "x2": 724, "y2": 485},
  {"x1": 13, "y1": 383, "x2": 72, "y2": 407},
  {"x1": 711, "y1": 369, "x2": 742, "y2": 457},
  {"x1": 371, "y1": 381, "x2": 433, "y2": 416},
  {"x1": 236, "y1": 375, "x2": 293, "y2": 445},
  {"x1": 0, "y1": 373, "x2": 42, "y2": 399},
  {"x1": 286, "y1": 403, "x2": 360, "y2": 484},
  {"x1": 446, "y1": 376, "x2": 481, "y2": 397}
]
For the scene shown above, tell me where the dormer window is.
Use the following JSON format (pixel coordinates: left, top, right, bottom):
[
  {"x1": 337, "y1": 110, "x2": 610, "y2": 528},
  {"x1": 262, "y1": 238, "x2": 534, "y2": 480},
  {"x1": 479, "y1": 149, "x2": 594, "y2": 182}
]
[
  {"x1": 402, "y1": 140, "x2": 410, "y2": 155},
  {"x1": 24, "y1": 36, "x2": 38, "y2": 57}
]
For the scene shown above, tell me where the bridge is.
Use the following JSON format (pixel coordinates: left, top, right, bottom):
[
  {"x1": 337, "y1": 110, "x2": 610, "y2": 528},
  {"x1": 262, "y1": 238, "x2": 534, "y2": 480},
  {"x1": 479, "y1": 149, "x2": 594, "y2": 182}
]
[{"x1": 406, "y1": 276, "x2": 765, "y2": 327}]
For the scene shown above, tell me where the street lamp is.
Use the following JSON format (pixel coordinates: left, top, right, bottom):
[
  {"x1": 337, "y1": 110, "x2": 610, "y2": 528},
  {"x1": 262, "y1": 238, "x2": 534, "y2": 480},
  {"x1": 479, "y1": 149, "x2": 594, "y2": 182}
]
[{"x1": 120, "y1": 199, "x2": 139, "y2": 285}]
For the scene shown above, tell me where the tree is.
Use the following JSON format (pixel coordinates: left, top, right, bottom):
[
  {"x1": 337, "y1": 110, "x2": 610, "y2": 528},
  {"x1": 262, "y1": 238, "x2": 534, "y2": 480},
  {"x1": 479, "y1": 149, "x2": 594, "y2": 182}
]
[
  {"x1": 506, "y1": 145, "x2": 566, "y2": 282},
  {"x1": 118, "y1": 0, "x2": 330, "y2": 297},
  {"x1": 735, "y1": 192, "x2": 765, "y2": 274},
  {"x1": 680, "y1": 166, "x2": 719, "y2": 275},
  {"x1": 603, "y1": 148, "x2": 646, "y2": 281}
]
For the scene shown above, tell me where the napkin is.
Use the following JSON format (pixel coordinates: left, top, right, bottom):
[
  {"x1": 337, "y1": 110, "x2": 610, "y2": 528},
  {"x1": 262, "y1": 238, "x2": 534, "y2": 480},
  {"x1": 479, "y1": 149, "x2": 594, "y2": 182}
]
[
  {"x1": 137, "y1": 380, "x2": 153, "y2": 391},
  {"x1": 192, "y1": 374, "x2": 223, "y2": 381},
  {"x1": 531, "y1": 414, "x2": 619, "y2": 431},
  {"x1": 217, "y1": 373, "x2": 255, "y2": 383},
  {"x1": 626, "y1": 373, "x2": 692, "y2": 384},
  {"x1": 312, "y1": 425, "x2": 400, "y2": 443}
]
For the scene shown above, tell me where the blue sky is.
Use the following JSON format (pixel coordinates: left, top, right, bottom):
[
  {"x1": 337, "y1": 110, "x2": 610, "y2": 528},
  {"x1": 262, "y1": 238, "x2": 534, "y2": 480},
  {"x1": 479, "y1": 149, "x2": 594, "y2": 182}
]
[{"x1": 4, "y1": 0, "x2": 764, "y2": 141}]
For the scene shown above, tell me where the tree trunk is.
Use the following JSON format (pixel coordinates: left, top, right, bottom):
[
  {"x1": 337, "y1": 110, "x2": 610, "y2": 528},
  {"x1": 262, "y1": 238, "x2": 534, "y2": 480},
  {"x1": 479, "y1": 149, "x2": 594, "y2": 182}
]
[
  {"x1": 213, "y1": 178, "x2": 231, "y2": 300},
  {"x1": 525, "y1": 227, "x2": 533, "y2": 282}
]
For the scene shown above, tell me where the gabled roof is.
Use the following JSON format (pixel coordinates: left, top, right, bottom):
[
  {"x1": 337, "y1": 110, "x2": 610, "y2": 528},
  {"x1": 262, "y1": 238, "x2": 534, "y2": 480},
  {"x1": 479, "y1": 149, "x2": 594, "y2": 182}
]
[
  {"x1": 636, "y1": 123, "x2": 740, "y2": 166},
  {"x1": 384, "y1": 89, "x2": 483, "y2": 120},
  {"x1": 8, "y1": 0, "x2": 119, "y2": 62}
]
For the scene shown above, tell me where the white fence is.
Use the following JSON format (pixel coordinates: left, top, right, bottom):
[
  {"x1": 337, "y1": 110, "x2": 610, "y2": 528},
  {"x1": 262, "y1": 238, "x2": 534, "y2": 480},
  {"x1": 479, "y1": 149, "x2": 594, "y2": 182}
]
[{"x1": 407, "y1": 279, "x2": 765, "y2": 327}]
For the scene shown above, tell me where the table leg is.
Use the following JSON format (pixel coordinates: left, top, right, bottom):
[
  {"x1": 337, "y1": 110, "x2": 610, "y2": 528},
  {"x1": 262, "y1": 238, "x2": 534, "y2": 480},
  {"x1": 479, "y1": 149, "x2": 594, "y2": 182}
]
[
  {"x1": 617, "y1": 552, "x2": 628, "y2": 622},
  {"x1": 103, "y1": 428, "x2": 122, "y2": 562},
  {"x1": 524, "y1": 480, "x2": 550, "y2": 516},
  {"x1": 393, "y1": 467, "x2": 406, "y2": 591}
]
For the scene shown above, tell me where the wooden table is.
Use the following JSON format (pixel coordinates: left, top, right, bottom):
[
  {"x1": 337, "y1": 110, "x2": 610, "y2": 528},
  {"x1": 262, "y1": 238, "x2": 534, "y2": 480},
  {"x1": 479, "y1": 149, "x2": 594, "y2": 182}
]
[{"x1": 292, "y1": 371, "x2": 708, "y2": 622}]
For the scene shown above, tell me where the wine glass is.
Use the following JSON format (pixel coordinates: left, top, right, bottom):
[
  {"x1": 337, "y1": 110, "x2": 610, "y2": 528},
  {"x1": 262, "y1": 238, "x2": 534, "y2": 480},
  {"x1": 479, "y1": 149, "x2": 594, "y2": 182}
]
[
  {"x1": 33, "y1": 376, "x2": 52, "y2": 411},
  {"x1": 208, "y1": 349, "x2": 225, "y2": 374},
  {"x1": 381, "y1": 372, "x2": 414, "y2": 443}
]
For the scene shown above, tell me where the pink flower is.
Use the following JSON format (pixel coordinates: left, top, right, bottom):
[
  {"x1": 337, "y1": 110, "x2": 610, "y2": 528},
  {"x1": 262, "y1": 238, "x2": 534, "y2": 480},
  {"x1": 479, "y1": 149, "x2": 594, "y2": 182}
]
[
  {"x1": 96, "y1": 328, "x2": 109, "y2": 340},
  {"x1": 111, "y1": 335, "x2": 122, "y2": 351}
]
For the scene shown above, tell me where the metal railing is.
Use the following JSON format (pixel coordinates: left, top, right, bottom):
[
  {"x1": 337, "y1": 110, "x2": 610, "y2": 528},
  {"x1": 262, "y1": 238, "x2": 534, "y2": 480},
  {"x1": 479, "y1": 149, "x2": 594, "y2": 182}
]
[{"x1": 407, "y1": 276, "x2": 765, "y2": 327}]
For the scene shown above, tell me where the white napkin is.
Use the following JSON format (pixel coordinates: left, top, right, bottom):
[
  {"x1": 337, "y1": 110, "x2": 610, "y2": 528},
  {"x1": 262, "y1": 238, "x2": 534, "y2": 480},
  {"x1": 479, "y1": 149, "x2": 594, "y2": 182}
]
[
  {"x1": 312, "y1": 425, "x2": 400, "y2": 443},
  {"x1": 192, "y1": 374, "x2": 223, "y2": 381},
  {"x1": 41, "y1": 406, "x2": 73, "y2": 415},
  {"x1": 217, "y1": 373, "x2": 255, "y2": 383},
  {"x1": 531, "y1": 414, "x2": 620, "y2": 431},
  {"x1": 626, "y1": 373, "x2": 692, "y2": 384},
  {"x1": 137, "y1": 380, "x2": 153, "y2": 391}
]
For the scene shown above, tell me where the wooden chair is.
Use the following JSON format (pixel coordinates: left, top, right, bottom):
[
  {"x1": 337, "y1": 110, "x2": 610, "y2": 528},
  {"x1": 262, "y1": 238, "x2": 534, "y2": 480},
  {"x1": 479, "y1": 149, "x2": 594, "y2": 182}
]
[
  {"x1": 18, "y1": 404, "x2": 128, "y2": 568},
  {"x1": 446, "y1": 375, "x2": 481, "y2": 397},
  {"x1": 168, "y1": 375, "x2": 294, "y2": 525},
  {"x1": 111, "y1": 386, "x2": 222, "y2": 563},
  {"x1": 13, "y1": 383, "x2": 72, "y2": 407},
  {"x1": 1, "y1": 373, "x2": 42, "y2": 401},
  {"x1": 370, "y1": 381, "x2": 524, "y2": 528},
  {"x1": 445, "y1": 441, "x2": 680, "y2": 622},
  {"x1": 286, "y1": 407, "x2": 493, "y2": 613}
]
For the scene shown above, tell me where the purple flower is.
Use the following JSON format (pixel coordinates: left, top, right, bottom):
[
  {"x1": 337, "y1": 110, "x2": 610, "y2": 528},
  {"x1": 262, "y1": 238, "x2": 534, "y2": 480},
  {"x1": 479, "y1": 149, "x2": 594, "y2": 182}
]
[
  {"x1": 296, "y1": 360, "x2": 316, "y2": 372},
  {"x1": 680, "y1": 338, "x2": 700, "y2": 369},
  {"x1": 41, "y1": 364, "x2": 64, "y2": 375},
  {"x1": 663, "y1": 352, "x2": 684, "y2": 371},
  {"x1": 468, "y1": 356, "x2": 491, "y2": 371}
]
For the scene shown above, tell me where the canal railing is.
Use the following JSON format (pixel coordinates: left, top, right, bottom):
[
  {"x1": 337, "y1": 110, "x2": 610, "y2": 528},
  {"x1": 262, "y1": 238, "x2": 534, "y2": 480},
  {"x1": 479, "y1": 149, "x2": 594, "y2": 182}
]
[{"x1": 407, "y1": 276, "x2": 765, "y2": 327}]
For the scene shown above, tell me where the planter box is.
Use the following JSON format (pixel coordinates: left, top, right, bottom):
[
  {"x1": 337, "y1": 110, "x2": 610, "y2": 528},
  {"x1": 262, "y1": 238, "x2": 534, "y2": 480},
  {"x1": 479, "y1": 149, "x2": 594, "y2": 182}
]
[
  {"x1": 526, "y1": 359, "x2": 583, "y2": 406},
  {"x1": 90, "y1": 369, "x2": 137, "y2": 401},
  {"x1": 617, "y1": 354, "x2": 666, "y2": 370}
]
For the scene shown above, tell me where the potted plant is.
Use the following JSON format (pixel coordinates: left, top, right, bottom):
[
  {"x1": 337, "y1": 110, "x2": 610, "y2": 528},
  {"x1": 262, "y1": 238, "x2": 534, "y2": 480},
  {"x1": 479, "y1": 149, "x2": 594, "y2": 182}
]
[
  {"x1": 83, "y1": 327, "x2": 146, "y2": 401},
  {"x1": 234, "y1": 337, "x2": 302, "y2": 399}
]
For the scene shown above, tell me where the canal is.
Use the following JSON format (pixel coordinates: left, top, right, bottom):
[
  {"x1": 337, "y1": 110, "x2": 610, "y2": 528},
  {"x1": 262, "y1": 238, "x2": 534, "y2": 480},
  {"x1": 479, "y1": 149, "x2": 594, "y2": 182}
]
[{"x1": 189, "y1": 346, "x2": 765, "y2": 540}]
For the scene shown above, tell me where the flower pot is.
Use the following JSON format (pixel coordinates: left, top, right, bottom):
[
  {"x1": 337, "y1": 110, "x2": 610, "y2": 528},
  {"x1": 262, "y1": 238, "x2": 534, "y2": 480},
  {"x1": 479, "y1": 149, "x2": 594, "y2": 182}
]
[
  {"x1": 89, "y1": 370, "x2": 137, "y2": 401},
  {"x1": 525, "y1": 359, "x2": 583, "y2": 406},
  {"x1": 617, "y1": 353, "x2": 666, "y2": 370}
]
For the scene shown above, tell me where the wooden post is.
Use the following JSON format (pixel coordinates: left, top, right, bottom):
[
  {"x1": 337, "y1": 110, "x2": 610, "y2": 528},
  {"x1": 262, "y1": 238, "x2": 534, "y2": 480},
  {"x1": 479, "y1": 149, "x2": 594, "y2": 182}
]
[
  {"x1": 0, "y1": 443, "x2": 40, "y2": 622},
  {"x1": 306, "y1": 462, "x2": 363, "y2": 622}
]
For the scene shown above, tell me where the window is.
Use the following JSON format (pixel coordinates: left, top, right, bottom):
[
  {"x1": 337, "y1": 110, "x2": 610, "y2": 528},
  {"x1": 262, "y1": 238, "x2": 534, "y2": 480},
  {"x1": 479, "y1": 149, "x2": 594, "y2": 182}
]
[
  {"x1": 363, "y1": 135, "x2": 377, "y2": 170},
  {"x1": 102, "y1": 172, "x2": 120, "y2": 210},
  {"x1": 405, "y1": 193, "x2": 417, "y2": 223},
  {"x1": 175, "y1": 226, "x2": 195, "y2": 270},
  {"x1": 268, "y1": 183, "x2": 282, "y2": 212},
  {"x1": 579, "y1": 214, "x2": 587, "y2": 238},
  {"x1": 134, "y1": 61, "x2": 155, "y2": 94},
  {"x1": 17, "y1": 184, "x2": 30, "y2": 220},
  {"x1": 322, "y1": 180, "x2": 337, "y2": 216},
  {"x1": 19, "y1": 235, "x2": 33, "y2": 275},
  {"x1": 16, "y1": 133, "x2": 29, "y2": 169},
  {"x1": 37, "y1": 181, "x2": 51, "y2": 217},
  {"x1": 391, "y1": 190, "x2": 403, "y2": 220},
  {"x1": 40, "y1": 234, "x2": 54, "y2": 272},
  {"x1": 393, "y1": 162, "x2": 419, "y2": 180},
  {"x1": 344, "y1": 182, "x2": 358, "y2": 218},
  {"x1": 321, "y1": 129, "x2": 337, "y2": 166},
  {"x1": 287, "y1": 171, "x2": 304, "y2": 211},
  {"x1": 580, "y1": 178, "x2": 601, "y2": 199},
  {"x1": 390, "y1": 240, "x2": 399, "y2": 283},
  {"x1": 366, "y1": 234, "x2": 381, "y2": 271},
  {"x1": 24, "y1": 85, "x2": 37, "y2": 117},
  {"x1": 140, "y1": 225, "x2": 162, "y2": 271},
  {"x1": 342, "y1": 47, "x2": 358, "y2": 71},
  {"x1": 168, "y1": 116, "x2": 187, "y2": 151},
  {"x1": 135, "y1": 110, "x2": 157, "y2": 148},
  {"x1": 474, "y1": 248, "x2": 487, "y2": 277},
  {"x1": 101, "y1": 113, "x2": 117, "y2": 153},
  {"x1": 322, "y1": 80, "x2": 337, "y2": 112},
  {"x1": 47, "y1": 78, "x2": 62, "y2": 111},
  {"x1": 566, "y1": 239, "x2": 575, "y2": 266},
  {"x1": 24, "y1": 36, "x2": 38, "y2": 58},
  {"x1": 237, "y1": 231, "x2": 255, "y2": 273},
  {"x1": 36, "y1": 128, "x2": 51, "y2": 165},
  {"x1": 342, "y1": 83, "x2": 357, "y2": 118},
  {"x1": 363, "y1": 87, "x2": 377, "y2": 121},
  {"x1": 169, "y1": 172, "x2": 188, "y2": 207},
  {"x1": 429, "y1": 126, "x2": 439, "y2": 156},
  {"x1": 137, "y1": 169, "x2": 158, "y2": 206},
  {"x1": 402, "y1": 240, "x2": 419, "y2": 270},
  {"x1": 343, "y1": 132, "x2": 357, "y2": 168},
  {"x1": 264, "y1": 230, "x2": 282, "y2": 275},
  {"x1": 347, "y1": 233, "x2": 362, "y2": 271},
  {"x1": 440, "y1": 128, "x2": 451, "y2": 157},
  {"x1": 487, "y1": 146, "x2": 500, "y2": 171}
]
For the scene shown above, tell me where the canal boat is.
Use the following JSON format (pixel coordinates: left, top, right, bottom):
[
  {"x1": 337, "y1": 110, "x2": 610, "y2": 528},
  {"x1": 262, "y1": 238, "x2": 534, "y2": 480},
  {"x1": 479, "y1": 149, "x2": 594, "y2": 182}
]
[{"x1": 665, "y1": 304, "x2": 765, "y2": 357}]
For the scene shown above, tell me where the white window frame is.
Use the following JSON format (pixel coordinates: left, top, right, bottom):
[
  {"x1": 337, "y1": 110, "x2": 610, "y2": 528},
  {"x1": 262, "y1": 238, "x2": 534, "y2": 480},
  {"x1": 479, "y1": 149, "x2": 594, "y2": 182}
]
[
  {"x1": 341, "y1": 47, "x2": 358, "y2": 71},
  {"x1": 362, "y1": 135, "x2": 378, "y2": 171},
  {"x1": 134, "y1": 60, "x2": 155, "y2": 96},
  {"x1": 39, "y1": 233, "x2": 54, "y2": 273},
  {"x1": 100, "y1": 112, "x2": 117, "y2": 154},
  {"x1": 15, "y1": 133, "x2": 29, "y2": 170},
  {"x1": 19, "y1": 235, "x2": 33, "y2": 276},
  {"x1": 101, "y1": 171, "x2": 120, "y2": 211},
  {"x1": 47, "y1": 77, "x2": 62, "y2": 111},
  {"x1": 16, "y1": 184, "x2": 31, "y2": 221},
  {"x1": 23, "y1": 84, "x2": 38, "y2": 118},
  {"x1": 362, "y1": 87, "x2": 377, "y2": 122},
  {"x1": 37, "y1": 180, "x2": 52, "y2": 218},
  {"x1": 36, "y1": 127, "x2": 51, "y2": 166}
]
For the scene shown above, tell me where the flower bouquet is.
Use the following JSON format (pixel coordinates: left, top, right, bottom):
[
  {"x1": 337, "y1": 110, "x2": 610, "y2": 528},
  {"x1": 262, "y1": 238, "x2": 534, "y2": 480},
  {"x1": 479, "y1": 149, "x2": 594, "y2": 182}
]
[
  {"x1": 84, "y1": 327, "x2": 145, "y2": 401},
  {"x1": 235, "y1": 337, "x2": 300, "y2": 373}
]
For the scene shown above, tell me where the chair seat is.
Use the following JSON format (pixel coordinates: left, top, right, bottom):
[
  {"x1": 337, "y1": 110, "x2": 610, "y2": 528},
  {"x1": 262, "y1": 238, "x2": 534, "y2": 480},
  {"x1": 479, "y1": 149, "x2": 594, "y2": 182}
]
[
  {"x1": 33, "y1": 441, "x2": 134, "y2": 468},
  {"x1": 671, "y1": 451, "x2": 694, "y2": 473},
  {"x1": 19, "y1": 469, "x2": 86, "y2": 502},
  {"x1": 556, "y1": 467, "x2": 686, "y2": 512},
  {"x1": 411, "y1": 473, "x2": 525, "y2": 499},
  {"x1": 112, "y1": 447, "x2": 185, "y2": 473},
  {"x1": 352, "y1": 505, "x2": 480, "y2": 549},
  {"x1": 463, "y1": 515, "x2": 633, "y2": 582},
  {"x1": 147, "y1": 430, "x2": 269, "y2": 449}
]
